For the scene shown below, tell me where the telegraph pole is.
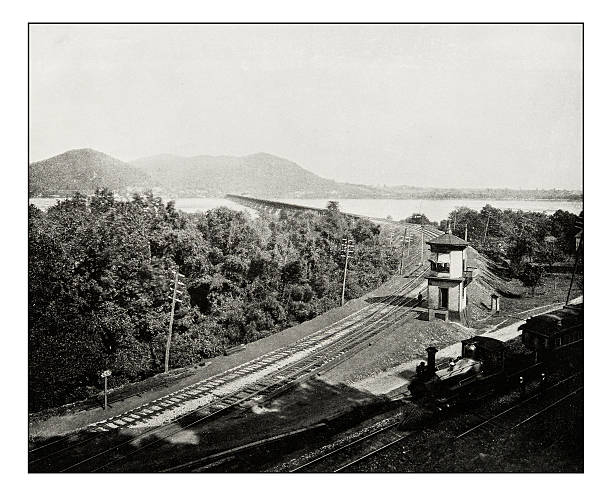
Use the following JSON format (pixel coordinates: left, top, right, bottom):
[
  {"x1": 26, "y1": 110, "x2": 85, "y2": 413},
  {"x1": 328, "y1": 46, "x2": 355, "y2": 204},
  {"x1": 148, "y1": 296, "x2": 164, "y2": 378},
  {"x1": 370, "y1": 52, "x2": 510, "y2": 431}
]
[
  {"x1": 398, "y1": 226, "x2": 408, "y2": 275},
  {"x1": 483, "y1": 212, "x2": 491, "y2": 246},
  {"x1": 406, "y1": 229, "x2": 411, "y2": 265},
  {"x1": 340, "y1": 238, "x2": 354, "y2": 306},
  {"x1": 165, "y1": 270, "x2": 185, "y2": 373},
  {"x1": 420, "y1": 215, "x2": 425, "y2": 265},
  {"x1": 464, "y1": 224, "x2": 468, "y2": 241},
  {"x1": 566, "y1": 225, "x2": 583, "y2": 305}
]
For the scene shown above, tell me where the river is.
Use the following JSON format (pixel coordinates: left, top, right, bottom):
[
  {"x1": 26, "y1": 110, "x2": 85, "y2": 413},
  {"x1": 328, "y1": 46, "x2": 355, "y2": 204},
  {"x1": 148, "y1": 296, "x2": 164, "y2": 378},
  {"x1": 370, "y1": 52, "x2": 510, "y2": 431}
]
[{"x1": 30, "y1": 197, "x2": 583, "y2": 223}]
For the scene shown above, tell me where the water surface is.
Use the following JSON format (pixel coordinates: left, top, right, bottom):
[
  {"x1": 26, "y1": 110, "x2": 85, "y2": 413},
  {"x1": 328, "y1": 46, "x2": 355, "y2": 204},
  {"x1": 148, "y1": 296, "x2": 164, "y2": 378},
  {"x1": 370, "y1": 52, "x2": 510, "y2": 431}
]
[{"x1": 30, "y1": 197, "x2": 583, "y2": 222}]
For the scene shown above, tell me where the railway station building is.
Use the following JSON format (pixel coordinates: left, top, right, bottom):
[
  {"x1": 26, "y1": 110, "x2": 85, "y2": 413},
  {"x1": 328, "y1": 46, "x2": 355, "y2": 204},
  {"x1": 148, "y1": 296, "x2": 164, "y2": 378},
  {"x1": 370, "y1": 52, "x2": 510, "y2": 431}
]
[{"x1": 425, "y1": 228, "x2": 474, "y2": 322}]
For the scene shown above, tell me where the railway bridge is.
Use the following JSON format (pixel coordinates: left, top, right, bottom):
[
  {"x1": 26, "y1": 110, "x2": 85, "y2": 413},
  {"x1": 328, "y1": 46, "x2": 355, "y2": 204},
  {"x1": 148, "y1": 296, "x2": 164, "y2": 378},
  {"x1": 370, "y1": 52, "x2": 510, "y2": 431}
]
[
  {"x1": 226, "y1": 194, "x2": 346, "y2": 218},
  {"x1": 225, "y1": 194, "x2": 429, "y2": 230}
]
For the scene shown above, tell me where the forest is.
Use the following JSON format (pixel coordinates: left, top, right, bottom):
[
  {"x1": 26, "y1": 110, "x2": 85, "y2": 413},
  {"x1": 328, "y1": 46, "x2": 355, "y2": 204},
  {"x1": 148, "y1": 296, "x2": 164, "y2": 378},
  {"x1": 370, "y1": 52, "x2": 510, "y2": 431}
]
[
  {"x1": 440, "y1": 204, "x2": 582, "y2": 264},
  {"x1": 28, "y1": 191, "x2": 398, "y2": 411},
  {"x1": 439, "y1": 205, "x2": 582, "y2": 294}
]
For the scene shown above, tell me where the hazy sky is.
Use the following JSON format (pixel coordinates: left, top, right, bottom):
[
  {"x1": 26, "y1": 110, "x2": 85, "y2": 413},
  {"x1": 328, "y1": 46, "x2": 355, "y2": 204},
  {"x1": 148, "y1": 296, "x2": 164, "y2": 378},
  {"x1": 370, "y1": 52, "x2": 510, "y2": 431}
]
[{"x1": 29, "y1": 24, "x2": 582, "y2": 190}]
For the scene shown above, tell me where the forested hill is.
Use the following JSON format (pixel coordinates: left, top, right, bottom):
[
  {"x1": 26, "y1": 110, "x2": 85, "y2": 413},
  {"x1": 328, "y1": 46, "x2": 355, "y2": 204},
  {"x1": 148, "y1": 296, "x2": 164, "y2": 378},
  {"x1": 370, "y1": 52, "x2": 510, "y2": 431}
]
[
  {"x1": 29, "y1": 149, "x2": 154, "y2": 196},
  {"x1": 131, "y1": 152, "x2": 377, "y2": 198}
]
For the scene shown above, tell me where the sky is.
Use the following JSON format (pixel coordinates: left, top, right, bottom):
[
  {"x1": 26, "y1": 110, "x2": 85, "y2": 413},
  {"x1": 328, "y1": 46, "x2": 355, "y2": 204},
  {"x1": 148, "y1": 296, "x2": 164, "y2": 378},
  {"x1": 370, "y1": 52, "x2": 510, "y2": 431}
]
[{"x1": 29, "y1": 24, "x2": 583, "y2": 190}]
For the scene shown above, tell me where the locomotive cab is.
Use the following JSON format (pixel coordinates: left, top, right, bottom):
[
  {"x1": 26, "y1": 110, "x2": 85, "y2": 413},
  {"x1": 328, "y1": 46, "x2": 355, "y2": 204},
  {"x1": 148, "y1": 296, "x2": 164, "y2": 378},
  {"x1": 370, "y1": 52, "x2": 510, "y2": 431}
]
[{"x1": 461, "y1": 336, "x2": 505, "y2": 372}]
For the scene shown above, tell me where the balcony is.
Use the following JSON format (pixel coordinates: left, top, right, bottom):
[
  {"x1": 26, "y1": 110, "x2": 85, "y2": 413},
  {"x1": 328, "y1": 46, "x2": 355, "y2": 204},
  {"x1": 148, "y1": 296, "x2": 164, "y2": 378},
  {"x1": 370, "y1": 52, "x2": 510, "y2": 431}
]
[
  {"x1": 429, "y1": 261, "x2": 450, "y2": 273},
  {"x1": 427, "y1": 264, "x2": 478, "y2": 282}
]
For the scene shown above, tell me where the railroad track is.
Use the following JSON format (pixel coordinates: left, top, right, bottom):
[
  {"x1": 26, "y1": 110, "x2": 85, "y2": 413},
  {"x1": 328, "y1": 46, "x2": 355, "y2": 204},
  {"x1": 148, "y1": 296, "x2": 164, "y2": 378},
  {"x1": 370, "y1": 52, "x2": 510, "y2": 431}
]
[
  {"x1": 282, "y1": 370, "x2": 583, "y2": 474},
  {"x1": 288, "y1": 418, "x2": 408, "y2": 473},
  {"x1": 84, "y1": 271, "x2": 430, "y2": 472},
  {"x1": 30, "y1": 243, "x2": 439, "y2": 472},
  {"x1": 455, "y1": 372, "x2": 583, "y2": 440},
  {"x1": 328, "y1": 372, "x2": 584, "y2": 473}
]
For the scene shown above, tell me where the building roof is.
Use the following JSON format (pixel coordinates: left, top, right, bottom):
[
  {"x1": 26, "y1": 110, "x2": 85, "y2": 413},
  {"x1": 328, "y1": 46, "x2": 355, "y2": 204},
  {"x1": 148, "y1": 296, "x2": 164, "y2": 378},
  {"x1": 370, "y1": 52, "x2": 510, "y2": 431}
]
[{"x1": 426, "y1": 231, "x2": 469, "y2": 248}]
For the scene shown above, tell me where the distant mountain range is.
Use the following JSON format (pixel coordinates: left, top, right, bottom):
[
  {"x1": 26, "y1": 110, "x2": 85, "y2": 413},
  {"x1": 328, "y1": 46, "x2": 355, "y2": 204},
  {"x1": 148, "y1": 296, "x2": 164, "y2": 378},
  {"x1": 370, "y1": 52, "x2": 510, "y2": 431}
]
[{"x1": 29, "y1": 148, "x2": 583, "y2": 201}]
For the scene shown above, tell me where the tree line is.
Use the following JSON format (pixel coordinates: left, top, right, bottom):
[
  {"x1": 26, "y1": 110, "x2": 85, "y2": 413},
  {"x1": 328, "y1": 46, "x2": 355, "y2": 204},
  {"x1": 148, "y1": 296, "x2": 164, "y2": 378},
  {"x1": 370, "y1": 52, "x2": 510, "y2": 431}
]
[
  {"x1": 441, "y1": 204, "x2": 583, "y2": 294},
  {"x1": 29, "y1": 191, "x2": 399, "y2": 411}
]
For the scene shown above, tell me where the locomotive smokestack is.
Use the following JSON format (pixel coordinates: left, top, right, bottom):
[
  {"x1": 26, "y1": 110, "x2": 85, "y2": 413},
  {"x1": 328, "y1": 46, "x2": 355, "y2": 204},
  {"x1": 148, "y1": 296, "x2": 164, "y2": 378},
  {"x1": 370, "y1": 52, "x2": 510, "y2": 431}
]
[{"x1": 425, "y1": 346, "x2": 438, "y2": 375}]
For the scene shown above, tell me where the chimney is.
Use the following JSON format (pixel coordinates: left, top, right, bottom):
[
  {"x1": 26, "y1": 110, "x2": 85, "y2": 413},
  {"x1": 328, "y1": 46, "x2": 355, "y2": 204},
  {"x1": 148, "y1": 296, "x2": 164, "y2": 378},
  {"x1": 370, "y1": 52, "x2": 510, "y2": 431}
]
[{"x1": 425, "y1": 346, "x2": 438, "y2": 375}]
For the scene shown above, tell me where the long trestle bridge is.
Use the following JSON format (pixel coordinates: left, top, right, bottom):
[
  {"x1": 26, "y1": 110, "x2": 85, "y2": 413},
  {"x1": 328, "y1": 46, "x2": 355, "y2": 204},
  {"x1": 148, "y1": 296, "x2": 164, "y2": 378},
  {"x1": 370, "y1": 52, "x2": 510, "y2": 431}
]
[{"x1": 225, "y1": 194, "x2": 431, "y2": 231}]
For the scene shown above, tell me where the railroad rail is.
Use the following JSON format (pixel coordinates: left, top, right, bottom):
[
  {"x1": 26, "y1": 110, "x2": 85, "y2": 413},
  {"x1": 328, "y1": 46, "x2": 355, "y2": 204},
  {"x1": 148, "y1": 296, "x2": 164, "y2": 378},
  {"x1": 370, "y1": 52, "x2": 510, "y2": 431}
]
[
  {"x1": 455, "y1": 372, "x2": 583, "y2": 440},
  {"x1": 288, "y1": 418, "x2": 406, "y2": 473}
]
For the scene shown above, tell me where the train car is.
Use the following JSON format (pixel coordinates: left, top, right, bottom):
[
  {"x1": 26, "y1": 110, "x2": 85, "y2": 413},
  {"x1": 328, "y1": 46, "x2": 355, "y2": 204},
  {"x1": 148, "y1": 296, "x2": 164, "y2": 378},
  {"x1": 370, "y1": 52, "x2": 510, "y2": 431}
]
[{"x1": 520, "y1": 303, "x2": 583, "y2": 355}]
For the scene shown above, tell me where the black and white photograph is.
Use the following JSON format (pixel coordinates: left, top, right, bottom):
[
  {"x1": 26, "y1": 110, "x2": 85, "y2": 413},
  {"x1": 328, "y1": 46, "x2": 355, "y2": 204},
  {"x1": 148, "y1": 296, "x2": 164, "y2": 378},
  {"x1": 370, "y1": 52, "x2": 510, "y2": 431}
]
[{"x1": 23, "y1": 19, "x2": 588, "y2": 477}]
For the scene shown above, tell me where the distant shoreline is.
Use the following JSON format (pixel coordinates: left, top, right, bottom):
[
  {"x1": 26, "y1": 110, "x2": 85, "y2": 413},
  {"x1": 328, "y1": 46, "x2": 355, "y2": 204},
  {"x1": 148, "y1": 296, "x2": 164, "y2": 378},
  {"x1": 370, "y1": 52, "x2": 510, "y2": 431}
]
[
  {"x1": 30, "y1": 196, "x2": 583, "y2": 224},
  {"x1": 28, "y1": 194, "x2": 584, "y2": 202}
]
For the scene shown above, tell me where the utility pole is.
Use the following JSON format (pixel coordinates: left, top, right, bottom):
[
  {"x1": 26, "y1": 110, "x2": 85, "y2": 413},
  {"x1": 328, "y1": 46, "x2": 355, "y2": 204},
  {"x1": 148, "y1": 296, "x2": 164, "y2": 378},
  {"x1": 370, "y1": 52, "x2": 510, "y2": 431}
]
[
  {"x1": 398, "y1": 226, "x2": 408, "y2": 275},
  {"x1": 340, "y1": 238, "x2": 354, "y2": 306},
  {"x1": 483, "y1": 212, "x2": 491, "y2": 246},
  {"x1": 165, "y1": 270, "x2": 185, "y2": 373},
  {"x1": 566, "y1": 228, "x2": 583, "y2": 305},
  {"x1": 407, "y1": 229, "x2": 411, "y2": 264},
  {"x1": 464, "y1": 224, "x2": 468, "y2": 241},
  {"x1": 420, "y1": 215, "x2": 425, "y2": 265}
]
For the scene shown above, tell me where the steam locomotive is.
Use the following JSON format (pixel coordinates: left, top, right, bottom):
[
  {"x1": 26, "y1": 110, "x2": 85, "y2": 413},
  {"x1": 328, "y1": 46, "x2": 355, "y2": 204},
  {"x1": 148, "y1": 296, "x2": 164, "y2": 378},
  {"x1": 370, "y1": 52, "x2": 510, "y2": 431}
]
[
  {"x1": 407, "y1": 336, "x2": 508, "y2": 413},
  {"x1": 403, "y1": 302, "x2": 583, "y2": 426}
]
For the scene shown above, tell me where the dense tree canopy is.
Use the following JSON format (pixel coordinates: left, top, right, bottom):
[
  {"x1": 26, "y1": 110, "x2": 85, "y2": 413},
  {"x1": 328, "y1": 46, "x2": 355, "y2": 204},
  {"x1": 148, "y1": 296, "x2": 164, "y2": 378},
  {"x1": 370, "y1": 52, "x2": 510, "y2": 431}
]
[
  {"x1": 446, "y1": 204, "x2": 582, "y2": 271},
  {"x1": 29, "y1": 191, "x2": 398, "y2": 411}
]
